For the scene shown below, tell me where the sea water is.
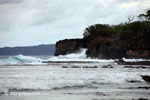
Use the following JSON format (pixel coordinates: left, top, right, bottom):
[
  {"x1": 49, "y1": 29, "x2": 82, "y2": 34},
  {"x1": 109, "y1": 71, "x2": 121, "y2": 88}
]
[{"x1": 0, "y1": 49, "x2": 150, "y2": 100}]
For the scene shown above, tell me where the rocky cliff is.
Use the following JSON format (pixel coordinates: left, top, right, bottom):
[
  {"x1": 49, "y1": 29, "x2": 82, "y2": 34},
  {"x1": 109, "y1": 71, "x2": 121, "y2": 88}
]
[
  {"x1": 55, "y1": 39, "x2": 86, "y2": 56},
  {"x1": 55, "y1": 22, "x2": 150, "y2": 59},
  {"x1": 85, "y1": 36, "x2": 127, "y2": 59},
  {"x1": 126, "y1": 34, "x2": 150, "y2": 58},
  {"x1": 55, "y1": 34, "x2": 150, "y2": 59}
]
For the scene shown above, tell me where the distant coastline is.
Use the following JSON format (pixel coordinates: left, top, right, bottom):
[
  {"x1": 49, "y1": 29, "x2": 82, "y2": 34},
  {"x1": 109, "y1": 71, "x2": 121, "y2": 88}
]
[{"x1": 0, "y1": 44, "x2": 55, "y2": 56}]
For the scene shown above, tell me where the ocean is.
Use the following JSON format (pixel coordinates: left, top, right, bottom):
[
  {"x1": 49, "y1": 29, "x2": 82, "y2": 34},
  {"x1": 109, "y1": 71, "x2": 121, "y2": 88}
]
[{"x1": 0, "y1": 49, "x2": 150, "y2": 100}]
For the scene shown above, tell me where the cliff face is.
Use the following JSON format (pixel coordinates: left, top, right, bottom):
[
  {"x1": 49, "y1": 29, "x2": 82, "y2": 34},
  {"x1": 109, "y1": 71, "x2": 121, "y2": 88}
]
[
  {"x1": 55, "y1": 22, "x2": 150, "y2": 59},
  {"x1": 55, "y1": 39, "x2": 85, "y2": 56},
  {"x1": 55, "y1": 33, "x2": 150, "y2": 59},
  {"x1": 125, "y1": 34, "x2": 150, "y2": 58},
  {"x1": 85, "y1": 36, "x2": 127, "y2": 59}
]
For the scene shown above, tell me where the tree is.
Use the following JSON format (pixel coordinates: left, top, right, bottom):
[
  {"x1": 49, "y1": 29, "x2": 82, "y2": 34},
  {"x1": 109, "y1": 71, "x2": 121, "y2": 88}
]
[
  {"x1": 138, "y1": 9, "x2": 150, "y2": 21},
  {"x1": 83, "y1": 24, "x2": 114, "y2": 38},
  {"x1": 146, "y1": 10, "x2": 150, "y2": 21},
  {"x1": 127, "y1": 16, "x2": 134, "y2": 24},
  {"x1": 138, "y1": 14, "x2": 146, "y2": 21}
]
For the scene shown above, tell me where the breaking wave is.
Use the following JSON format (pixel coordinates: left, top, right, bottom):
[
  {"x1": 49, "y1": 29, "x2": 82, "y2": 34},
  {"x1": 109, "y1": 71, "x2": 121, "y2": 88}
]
[
  {"x1": 0, "y1": 55, "x2": 43, "y2": 65},
  {"x1": 0, "y1": 49, "x2": 115, "y2": 65},
  {"x1": 47, "y1": 49, "x2": 114, "y2": 62},
  {"x1": 1, "y1": 49, "x2": 150, "y2": 65}
]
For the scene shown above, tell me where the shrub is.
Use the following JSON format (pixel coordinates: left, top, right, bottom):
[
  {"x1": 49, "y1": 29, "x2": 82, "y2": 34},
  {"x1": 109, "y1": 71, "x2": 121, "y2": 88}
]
[{"x1": 83, "y1": 24, "x2": 114, "y2": 38}]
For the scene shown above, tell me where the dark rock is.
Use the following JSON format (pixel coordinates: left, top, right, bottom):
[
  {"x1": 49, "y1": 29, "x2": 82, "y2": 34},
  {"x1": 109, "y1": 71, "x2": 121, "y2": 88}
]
[
  {"x1": 54, "y1": 26, "x2": 150, "y2": 59},
  {"x1": 116, "y1": 60, "x2": 150, "y2": 65},
  {"x1": 124, "y1": 66, "x2": 134, "y2": 68},
  {"x1": 93, "y1": 66, "x2": 98, "y2": 68},
  {"x1": 138, "y1": 98, "x2": 149, "y2": 100},
  {"x1": 126, "y1": 50, "x2": 150, "y2": 59},
  {"x1": 83, "y1": 66, "x2": 97, "y2": 68},
  {"x1": 55, "y1": 39, "x2": 85, "y2": 56},
  {"x1": 136, "y1": 66, "x2": 147, "y2": 69},
  {"x1": 127, "y1": 34, "x2": 150, "y2": 50},
  {"x1": 141, "y1": 75, "x2": 150, "y2": 82},
  {"x1": 0, "y1": 92, "x2": 6, "y2": 95},
  {"x1": 138, "y1": 87, "x2": 150, "y2": 89},
  {"x1": 118, "y1": 58, "x2": 124, "y2": 62},
  {"x1": 85, "y1": 36, "x2": 127, "y2": 59},
  {"x1": 127, "y1": 80, "x2": 141, "y2": 83},
  {"x1": 127, "y1": 87, "x2": 150, "y2": 90},
  {"x1": 62, "y1": 66, "x2": 68, "y2": 68},
  {"x1": 132, "y1": 98, "x2": 149, "y2": 100},
  {"x1": 71, "y1": 66, "x2": 81, "y2": 68},
  {"x1": 94, "y1": 92, "x2": 106, "y2": 96},
  {"x1": 102, "y1": 65, "x2": 113, "y2": 68}
]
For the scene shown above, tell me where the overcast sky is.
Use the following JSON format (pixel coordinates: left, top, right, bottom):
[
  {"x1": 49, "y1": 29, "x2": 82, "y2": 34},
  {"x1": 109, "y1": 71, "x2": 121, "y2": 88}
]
[{"x1": 0, "y1": 0, "x2": 150, "y2": 47}]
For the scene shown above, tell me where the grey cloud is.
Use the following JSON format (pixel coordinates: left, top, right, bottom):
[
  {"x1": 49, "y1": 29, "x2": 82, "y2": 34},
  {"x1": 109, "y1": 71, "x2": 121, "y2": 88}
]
[
  {"x1": 0, "y1": 0, "x2": 150, "y2": 47},
  {"x1": 30, "y1": 0, "x2": 92, "y2": 25},
  {"x1": 0, "y1": 0, "x2": 149, "y2": 29},
  {"x1": 0, "y1": 0, "x2": 23, "y2": 5},
  {"x1": 30, "y1": 0, "x2": 115, "y2": 26},
  {"x1": 114, "y1": 0, "x2": 141, "y2": 3}
]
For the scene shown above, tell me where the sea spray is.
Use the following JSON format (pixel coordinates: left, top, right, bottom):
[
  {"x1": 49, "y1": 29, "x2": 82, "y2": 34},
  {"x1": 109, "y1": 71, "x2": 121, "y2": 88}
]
[
  {"x1": 0, "y1": 49, "x2": 115, "y2": 65},
  {"x1": 1, "y1": 50, "x2": 150, "y2": 65},
  {"x1": 47, "y1": 49, "x2": 115, "y2": 62},
  {"x1": 0, "y1": 55, "x2": 43, "y2": 65}
]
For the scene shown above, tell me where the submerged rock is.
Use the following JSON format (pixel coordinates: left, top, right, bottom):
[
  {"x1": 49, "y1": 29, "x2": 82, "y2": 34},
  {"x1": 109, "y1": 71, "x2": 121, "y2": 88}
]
[
  {"x1": 138, "y1": 87, "x2": 150, "y2": 89},
  {"x1": 136, "y1": 66, "x2": 147, "y2": 69},
  {"x1": 124, "y1": 66, "x2": 148, "y2": 69},
  {"x1": 126, "y1": 80, "x2": 141, "y2": 83},
  {"x1": 133, "y1": 98, "x2": 150, "y2": 100},
  {"x1": 124, "y1": 66, "x2": 134, "y2": 68},
  {"x1": 117, "y1": 60, "x2": 150, "y2": 65},
  {"x1": 83, "y1": 66, "x2": 97, "y2": 68},
  {"x1": 102, "y1": 65, "x2": 113, "y2": 68},
  {"x1": 62, "y1": 66, "x2": 68, "y2": 68},
  {"x1": 71, "y1": 66, "x2": 81, "y2": 68},
  {"x1": 141, "y1": 75, "x2": 150, "y2": 82}
]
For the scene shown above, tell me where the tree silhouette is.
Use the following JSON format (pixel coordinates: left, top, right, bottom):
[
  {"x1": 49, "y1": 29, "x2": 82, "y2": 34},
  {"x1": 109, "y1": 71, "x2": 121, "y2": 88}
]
[
  {"x1": 138, "y1": 9, "x2": 150, "y2": 21},
  {"x1": 146, "y1": 10, "x2": 150, "y2": 21},
  {"x1": 127, "y1": 16, "x2": 134, "y2": 23}
]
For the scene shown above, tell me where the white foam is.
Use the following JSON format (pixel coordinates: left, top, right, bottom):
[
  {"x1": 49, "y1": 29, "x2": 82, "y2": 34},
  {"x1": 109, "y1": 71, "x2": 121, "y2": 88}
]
[
  {"x1": 12, "y1": 55, "x2": 42, "y2": 62},
  {"x1": 2, "y1": 49, "x2": 150, "y2": 65},
  {"x1": 0, "y1": 55, "x2": 43, "y2": 65},
  {"x1": 46, "y1": 49, "x2": 115, "y2": 63},
  {"x1": 123, "y1": 58, "x2": 150, "y2": 62}
]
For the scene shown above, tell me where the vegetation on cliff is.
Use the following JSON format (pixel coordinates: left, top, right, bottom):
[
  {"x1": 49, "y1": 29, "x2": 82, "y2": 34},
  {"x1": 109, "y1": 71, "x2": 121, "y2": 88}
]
[{"x1": 83, "y1": 9, "x2": 150, "y2": 40}]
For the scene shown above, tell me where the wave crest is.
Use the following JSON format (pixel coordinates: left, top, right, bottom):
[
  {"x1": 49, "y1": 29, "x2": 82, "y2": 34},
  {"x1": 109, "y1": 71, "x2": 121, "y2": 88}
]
[{"x1": 0, "y1": 55, "x2": 42, "y2": 65}]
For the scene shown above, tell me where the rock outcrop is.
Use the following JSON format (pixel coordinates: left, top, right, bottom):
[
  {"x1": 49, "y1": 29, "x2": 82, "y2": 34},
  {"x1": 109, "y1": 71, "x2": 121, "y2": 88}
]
[
  {"x1": 55, "y1": 39, "x2": 85, "y2": 56},
  {"x1": 54, "y1": 33, "x2": 150, "y2": 59},
  {"x1": 141, "y1": 75, "x2": 150, "y2": 82},
  {"x1": 85, "y1": 36, "x2": 127, "y2": 59},
  {"x1": 54, "y1": 23, "x2": 150, "y2": 59},
  {"x1": 125, "y1": 34, "x2": 150, "y2": 58}
]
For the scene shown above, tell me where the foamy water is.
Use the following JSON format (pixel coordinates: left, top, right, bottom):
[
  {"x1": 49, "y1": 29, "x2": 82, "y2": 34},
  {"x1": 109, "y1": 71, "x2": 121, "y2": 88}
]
[
  {"x1": 0, "y1": 63, "x2": 150, "y2": 100},
  {"x1": 0, "y1": 49, "x2": 115, "y2": 65},
  {"x1": 0, "y1": 49, "x2": 150, "y2": 100}
]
